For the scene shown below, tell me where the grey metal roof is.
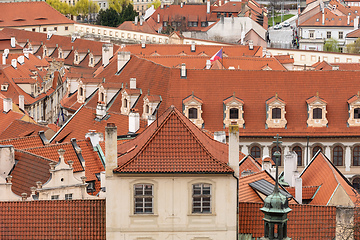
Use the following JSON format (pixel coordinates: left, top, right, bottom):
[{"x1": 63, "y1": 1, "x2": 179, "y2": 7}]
[{"x1": 249, "y1": 179, "x2": 293, "y2": 198}]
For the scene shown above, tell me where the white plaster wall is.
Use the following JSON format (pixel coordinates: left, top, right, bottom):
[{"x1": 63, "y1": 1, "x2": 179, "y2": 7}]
[
  {"x1": 85, "y1": 84, "x2": 98, "y2": 98},
  {"x1": 0, "y1": 146, "x2": 15, "y2": 179},
  {"x1": 106, "y1": 174, "x2": 237, "y2": 240}
]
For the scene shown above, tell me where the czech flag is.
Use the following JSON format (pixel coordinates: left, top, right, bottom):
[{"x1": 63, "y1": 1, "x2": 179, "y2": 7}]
[{"x1": 210, "y1": 49, "x2": 223, "y2": 62}]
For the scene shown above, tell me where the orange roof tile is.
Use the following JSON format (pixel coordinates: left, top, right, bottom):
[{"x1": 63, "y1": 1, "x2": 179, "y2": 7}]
[
  {"x1": 0, "y1": 119, "x2": 49, "y2": 140},
  {"x1": 0, "y1": 135, "x2": 44, "y2": 149},
  {"x1": 299, "y1": 8, "x2": 357, "y2": 27},
  {"x1": 239, "y1": 155, "x2": 262, "y2": 175},
  {"x1": 115, "y1": 107, "x2": 237, "y2": 174},
  {"x1": 118, "y1": 20, "x2": 158, "y2": 34}
]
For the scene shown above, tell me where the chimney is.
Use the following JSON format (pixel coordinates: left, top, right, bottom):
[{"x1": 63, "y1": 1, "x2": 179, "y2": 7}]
[
  {"x1": 228, "y1": 123, "x2": 239, "y2": 178},
  {"x1": 219, "y1": 0, "x2": 221, "y2": 6},
  {"x1": 96, "y1": 102, "x2": 107, "y2": 119},
  {"x1": 105, "y1": 123, "x2": 117, "y2": 177},
  {"x1": 148, "y1": 114, "x2": 156, "y2": 126},
  {"x1": 4, "y1": 49, "x2": 9, "y2": 58},
  {"x1": 294, "y1": 176, "x2": 302, "y2": 204},
  {"x1": 117, "y1": 51, "x2": 131, "y2": 72},
  {"x1": 157, "y1": 13, "x2": 160, "y2": 23},
  {"x1": 129, "y1": 110, "x2": 140, "y2": 133},
  {"x1": 11, "y1": 59, "x2": 17, "y2": 69},
  {"x1": 2, "y1": 53, "x2": 6, "y2": 65},
  {"x1": 214, "y1": 131, "x2": 226, "y2": 143},
  {"x1": 191, "y1": 41, "x2": 196, "y2": 52},
  {"x1": 18, "y1": 95, "x2": 24, "y2": 111},
  {"x1": 262, "y1": 156, "x2": 272, "y2": 173},
  {"x1": 85, "y1": 130, "x2": 104, "y2": 148},
  {"x1": 180, "y1": 63, "x2": 186, "y2": 78},
  {"x1": 266, "y1": 51, "x2": 271, "y2": 58},
  {"x1": 249, "y1": 40, "x2": 254, "y2": 50},
  {"x1": 3, "y1": 98, "x2": 12, "y2": 113},
  {"x1": 142, "y1": 39, "x2": 146, "y2": 48},
  {"x1": 102, "y1": 43, "x2": 113, "y2": 67},
  {"x1": 284, "y1": 151, "x2": 297, "y2": 187},
  {"x1": 262, "y1": 47, "x2": 267, "y2": 57},
  {"x1": 38, "y1": 130, "x2": 50, "y2": 145},
  {"x1": 207, "y1": 0, "x2": 210, "y2": 14},
  {"x1": 17, "y1": 55, "x2": 24, "y2": 65},
  {"x1": 161, "y1": 2, "x2": 164, "y2": 8},
  {"x1": 47, "y1": 31, "x2": 53, "y2": 40},
  {"x1": 348, "y1": 15, "x2": 350, "y2": 25},
  {"x1": 140, "y1": 17, "x2": 143, "y2": 26},
  {"x1": 224, "y1": 0, "x2": 228, "y2": 3},
  {"x1": 355, "y1": 16, "x2": 359, "y2": 30},
  {"x1": 206, "y1": 59, "x2": 211, "y2": 69},
  {"x1": 322, "y1": 9, "x2": 325, "y2": 25},
  {"x1": 181, "y1": 2, "x2": 183, "y2": 7},
  {"x1": 220, "y1": 14, "x2": 224, "y2": 24},
  {"x1": 130, "y1": 78, "x2": 136, "y2": 89},
  {"x1": 10, "y1": 36, "x2": 15, "y2": 48},
  {"x1": 135, "y1": 16, "x2": 138, "y2": 25}
]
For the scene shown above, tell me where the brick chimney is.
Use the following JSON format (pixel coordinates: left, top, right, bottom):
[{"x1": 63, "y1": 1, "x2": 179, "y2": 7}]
[
  {"x1": 105, "y1": 123, "x2": 117, "y2": 177},
  {"x1": 129, "y1": 109, "x2": 140, "y2": 133},
  {"x1": 228, "y1": 123, "x2": 239, "y2": 178},
  {"x1": 3, "y1": 98, "x2": 12, "y2": 113}
]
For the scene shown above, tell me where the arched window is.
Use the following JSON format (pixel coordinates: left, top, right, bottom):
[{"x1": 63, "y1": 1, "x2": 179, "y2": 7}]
[
  {"x1": 124, "y1": 98, "x2": 128, "y2": 108},
  {"x1": 333, "y1": 146, "x2": 343, "y2": 166},
  {"x1": 353, "y1": 146, "x2": 360, "y2": 166},
  {"x1": 292, "y1": 146, "x2": 302, "y2": 166},
  {"x1": 250, "y1": 146, "x2": 261, "y2": 159},
  {"x1": 271, "y1": 146, "x2": 282, "y2": 166},
  {"x1": 312, "y1": 146, "x2": 322, "y2": 157},
  {"x1": 188, "y1": 108, "x2": 198, "y2": 119},
  {"x1": 100, "y1": 93, "x2": 104, "y2": 102},
  {"x1": 145, "y1": 105, "x2": 149, "y2": 114},
  {"x1": 355, "y1": 108, "x2": 360, "y2": 119},
  {"x1": 229, "y1": 108, "x2": 239, "y2": 119},
  {"x1": 353, "y1": 177, "x2": 360, "y2": 193},
  {"x1": 313, "y1": 108, "x2": 322, "y2": 119},
  {"x1": 79, "y1": 87, "x2": 83, "y2": 96},
  {"x1": 272, "y1": 108, "x2": 281, "y2": 119}
]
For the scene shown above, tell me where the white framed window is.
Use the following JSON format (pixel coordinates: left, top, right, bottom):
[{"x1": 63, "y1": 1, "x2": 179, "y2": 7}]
[
  {"x1": 51, "y1": 195, "x2": 59, "y2": 200},
  {"x1": 192, "y1": 183, "x2": 211, "y2": 213},
  {"x1": 134, "y1": 184, "x2": 153, "y2": 214},
  {"x1": 65, "y1": 193, "x2": 72, "y2": 200}
]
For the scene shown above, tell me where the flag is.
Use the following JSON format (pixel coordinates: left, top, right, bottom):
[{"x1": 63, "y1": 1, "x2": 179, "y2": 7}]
[{"x1": 210, "y1": 49, "x2": 223, "y2": 62}]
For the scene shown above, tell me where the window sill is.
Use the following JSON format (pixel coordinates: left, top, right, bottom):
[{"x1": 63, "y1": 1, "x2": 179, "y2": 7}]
[
  {"x1": 188, "y1": 213, "x2": 216, "y2": 216},
  {"x1": 130, "y1": 214, "x2": 158, "y2": 217}
]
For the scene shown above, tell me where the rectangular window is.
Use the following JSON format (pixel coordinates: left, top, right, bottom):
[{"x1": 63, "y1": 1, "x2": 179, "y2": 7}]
[
  {"x1": 192, "y1": 183, "x2": 211, "y2": 213},
  {"x1": 54, "y1": 27, "x2": 57, "y2": 31},
  {"x1": 43, "y1": 28, "x2": 47, "y2": 32},
  {"x1": 309, "y1": 30, "x2": 314, "y2": 39},
  {"x1": 65, "y1": 26, "x2": 69, "y2": 31},
  {"x1": 327, "y1": 31, "x2": 331, "y2": 39},
  {"x1": 163, "y1": 21, "x2": 167, "y2": 26},
  {"x1": 32, "y1": 28, "x2": 36, "y2": 32},
  {"x1": 51, "y1": 195, "x2": 59, "y2": 200},
  {"x1": 339, "y1": 31, "x2": 343, "y2": 39},
  {"x1": 65, "y1": 193, "x2": 73, "y2": 200},
  {"x1": 134, "y1": 184, "x2": 153, "y2": 214}
]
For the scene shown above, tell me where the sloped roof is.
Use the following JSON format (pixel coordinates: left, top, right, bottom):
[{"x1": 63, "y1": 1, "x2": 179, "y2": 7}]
[
  {"x1": 239, "y1": 155, "x2": 262, "y2": 175},
  {"x1": 0, "y1": 135, "x2": 44, "y2": 149},
  {"x1": 0, "y1": 199, "x2": 105, "y2": 239},
  {"x1": 285, "y1": 185, "x2": 320, "y2": 200},
  {"x1": 11, "y1": 149, "x2": 54, "y2": 196},
  {"x1": 212, "y1": 1, "x2": 244, "y2": 13},
  {"x1": 300, "y1": 151, "x2": 357, "y2": 205},
  {"x1": 0, "y1": 119, "x2": 49, "y2": 140},
  {"x1": 114, "y1": 106, "x2": 237, "y2": 174},
  {"x1": 346, "y1": 27, "x2": 360, "y2": 38},
  {"x1": 299, "y1": 8, "x2": 357, "y2": 27},
  {"x1": 0, "y1": 2, "x2": 74, "y2": 28},
  {"x1": 118, "y1": 21, "x2": 158, "y2": 34}
]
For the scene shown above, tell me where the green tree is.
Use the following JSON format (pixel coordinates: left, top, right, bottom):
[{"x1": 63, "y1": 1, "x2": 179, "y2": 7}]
[
  {"x1": 108, "y1": 0, "x2": 131, "y2": 13},
  {"x1": 324, "y1": 38, "x2": 340, "y2": 52},
  {"x1": 346, "y1": 38, "x2": 360, "y2": 54},
  {"x1": 147, "y1": 0, "x2": 161, "y2": 9},
  {"x1": 120, "y1": 3, "x2": 137, "y2": 23},
  {"x1": 46, "y1": 0, "x2": 76, "y2": 15},
  {"x1": 96, "y1": 8, "x2": 121, "y2": 27},
  {"x1": 75, "y1": 0, "x2": 99, "y2": 20}
]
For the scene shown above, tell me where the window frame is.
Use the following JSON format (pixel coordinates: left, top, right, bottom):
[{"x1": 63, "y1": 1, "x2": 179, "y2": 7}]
[
  {"x1": 272, "y1": 108, "x2": 281, "y2": 119},
  {"x1": 134, "y1": 184, "x2": 153, "y2": 214},
  {"x1": 250, "y1": 145, "x2": 261, "y2": 159},
  {"x1": 333, "y1": 146, "x2": 343, "y2": 166},
  {"x1": 312, "y1": 145, "x2": 323, "y2": 157},
  {"x1": 327, "y1": 31, "x2": 331, "y2": 39},
  {"x1": 353, "y1": 146, "x2": 360, "y2": 166},
  {"x1": 192, "y1": 183, "x2": 211, "y2": 214},
  {"x1": 339, "y1": 31, "x2": 343, "y2": 39},
  {"x1": 229, "y1": 108, "x2": 239, "y2": 119},
  {"x1": 313, "y1": 108, "x2": 322, "y2": 119},
  {"x1": 65, "y1": 193, "x2": 72, "y2": 200},
  {"x1": 292, "y1": 146, "x2": 303, "y2": 166},
  {"x1": 188, "y1": 107, "x2": 198, "y2": 119}
]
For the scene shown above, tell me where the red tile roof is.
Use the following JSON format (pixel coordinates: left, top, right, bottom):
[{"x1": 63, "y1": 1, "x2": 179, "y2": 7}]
[
  {"x1": 118, "y1": 20, "x2": 158, "y2": 34},
  {"x1": 346, "y1": 27, "x2": 360, "y2": 38},
  {"x1": 0, "y1": 199, "x2": 105, "y2": 239},
  {"x1": 239, "y1": 202, "x2": 336, "y2": 239},
  {"x1": 299, "y1": 8, "x2": 357, "y2": 27},
  {"x1": 0, "y1": 119, "x2": 49, "y2": 140},
  {"x1": 114, "y1": 106, "x2": 237, "y2": 174},
  {"x1": 11, "y1": 149, "x2": 54, "y2": 196},
  {"x1": 300, "y1": 152, "x2": 357, "y2": 205},
  {"x1": 0, "y1": 135, "x2": 44, "y2": 149},
  {"x1": 285, "y1": 185, "x2": 320, "y2": 200},
  {"x1": 0, "y1": 2, "x2": 74, "y2": 28},
  {"x1": 239, "y1": 155, "x2": 262, "y2": 175}
]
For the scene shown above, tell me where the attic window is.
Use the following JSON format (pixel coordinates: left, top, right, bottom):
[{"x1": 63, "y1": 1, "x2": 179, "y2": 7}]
[
  {"x1": 35, "y1": 17, "x2": 48, "y2": 20},
  {"x1": 355, "y1": 108, "x2": 360, "y2": 119},
  {"x1": 13, "y1": 18, "x2": 26, "y2": 21},
  {"x1": 272, "y1": 108, "x2": 281, "y2": 119},
  {"x1": 229, "y1": 108, "x2": 239, "y2": 119},
  {"x1": 313, "y1": 108, "x2": 322, "y2": 119},
  {"x1": 316, "y1": 18, "x2": 319, "y2": 22},
  {"x1": 266, "y1": 95, "x2": 287, "y2": 128},
  {"x1": 183, "y1": 93, "x2": 204, "y2": 128},
  {"x1": 306, "y1": 94, "x2": 327, "y2": 127},
  {"x1": 1, "y1": 84, "x2": 9, "y2": 91},
  {"x1": 223, "y1": 94, "x2": 244, "y2": 128},
  {"x1": 188, "y1": 108, "x2": 198, "y2": 119}
]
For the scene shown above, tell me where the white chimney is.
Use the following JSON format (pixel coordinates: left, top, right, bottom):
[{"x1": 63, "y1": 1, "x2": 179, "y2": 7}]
[
  {"x1": 135, "y1": 16, "x2": 138, "y2": 25},
  {"x1": 129, "y1": 110, "x2": 140, "y2": 133},
  {"x1": 4, "y1": 49, "x2": 9, "y2": 58},
  {"x1": 130, "y1": 78, "x2": 136, "y2": 89},
  {"x1": 105, "y1": 123, "x2": 117, "y2": 177},
  {"x1": 249, "y1": 40, "x2": 254, "y2": 50},
  {"x1": 355, "y1": 16, "x2": 359, "y2": 30},
  {"x1": 17, "y1": 56, "x2": 24, "y2": 65},
  {"x1": 206, "y1": 59, "x2": 211, "y2": 69},
  {"x1": 85, "y1": 130, "x2": 104, "y2": 148},
  {"x1": 2, "y1": 53, "x2": 6, "y2": 65},
  {"x1": 148, "y1": 115, "x2": 156, "y2": 126},
  {"x1": 228, "y1": 124, "x2": 239, "y2": 178},
  {"x1": 224, "y1": 0, "x2": 228, "y2": 3},
  {"x1": 157, "y1": 13, "x2": 160, "y2": 23},
  {"x1": 294, "y1": 176, "x2": 302, "y2": 204},
  {"x1": 322, "y1": 9, "x2": 325, "y2": 25},
  {"x1": 191, "y1": 41, "x2": 195, "y2": 52},
  {"x1": 181, "y1": 63, "x2": 186, "y2": 78},
  {"x1": 284, "y1": 151, "x2": 297, "y2": 187},
  {"x1": 181, "y1": 2, "x2": 183, "y2": 7},
  {"x1": 102, "y1": 43, "x2": 113, "y2": 67},
  {"x1": 214, "y1": 131, "x2": 226, "y2": 143},
  {"x1": 262, "y1": 47, "x2": 267, "y2": 57},
  {"x1": 266, "y1": 51, "x2": 271, "y2": 58},
  {"x1": 348, "y1": 15, "x2": 350, "y2": 25},
  {"x1": 117, "y1": 51, "x2": 131, "y2": 72},
  {"x1": 96, "y1": 102, "x2": 107, "y2": 119},
  {"x1": 140, "y1": 17, "x2": 143, "y2": 26},
  {"x1": 141, "y1": 39, "x2": 146, "y2": 48},
  {"x1": 262, "y1": 157, "x2": 272, "y2": 173},
  {"x1": 3, "y1": 98, "x2": 12, "y2": 113},
  {"x1": 19, "y1": 95, "x2": 24, "y2": 111},
  {"x1": 161, "y1": 2, "x2": 164, "y2": 8},
  {"x1": 10, "y1": 36, "x2": 15, "y2": 48},
  {"x1": 219, "y1": 0, "x2": 221, "y2": 6},
  {"x1": 11, "y1": 59, "x2": 17, "y2": 69},
  {"x1": 207, "y1": 0, "x2": 210, "y2": 14}
]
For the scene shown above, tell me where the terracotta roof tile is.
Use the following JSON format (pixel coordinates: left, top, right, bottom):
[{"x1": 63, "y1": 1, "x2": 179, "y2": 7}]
[
  {"x1": 0, "y1": 119, "x2": 49, "y2": 140},
  {"x1": 118, "y1": 21, "x2": 158, "y2": 34},
  {"x1": 239, "y1": 155, "x2": 262, "y2": 175},
  {"x1": 115, "y1": 107, "x2": 236, "y2": 174},
  {"x1": 0, "y1": 135, "x2": 44, "y2": 149},
  {"x1": 0, "y1": 199, "x2": 105, "y2": 239},
  {"x1": 299, "y1": 8, "x2": 357, "y2": 27},
  {"x1": 285, "y1": 185, "x2": 319, "y2": 199}
]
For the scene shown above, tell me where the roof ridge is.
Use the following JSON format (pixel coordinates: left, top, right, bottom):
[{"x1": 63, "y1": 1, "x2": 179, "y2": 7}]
[{"x1": 15, "y1": 148, "x2": 55, "y2": 163}]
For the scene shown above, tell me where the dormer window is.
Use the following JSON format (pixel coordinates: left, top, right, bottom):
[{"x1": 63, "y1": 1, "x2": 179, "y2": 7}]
[
  {"x1": 89, "y1": 53, "x2": 94, "y2": 67},
  {"x1": 347, "y1": 93, "x2": 360, "y2": 126},
  {"x1": 100, "y1": 92, "x2": 104, "y2": 102},
  {"x1": 120, "y1": 83, "x2": 142, "y2": 115},
  {"x1": 74, "y1": 50, "x2": 80, "y2": 64},
  {"x1": 306, "y1": 93, "x2": 327, "y2": 127},
  {"x1": 223, "y1": 94, "x2": 244, "y2": 128},
  {"x1": 77, "y1": 81, "x2": 85, "y2": 103},
  {"x1": 266, "y1": 94, "x2": 287, "y2": 128},
  {"x1": 183, "y1": 93, "x2": 203, "y2": 128},
  {"x1": 142, "y1": 93, "x2": 162, "y2": 120}
]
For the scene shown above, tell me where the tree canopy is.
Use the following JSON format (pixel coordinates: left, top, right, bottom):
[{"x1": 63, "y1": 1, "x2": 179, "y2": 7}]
[
  {"x1": 148, "y1": 0, "x2": 161, "y2": 9},
  {"x1": 75, "y1": 0, "x2": 100, "y2": 19},
  {"x1": 324, "y1": 38, "x2": 340, "y2": 52},
  {"x1": 96, "y1": 3, "x2": 137, "y2": 27},
  {"x1": 108, "y1": 0, "x2": 131, "y2": 13},
  {"x1": 346, "y1": 38, "x2": 360, "y2": 54},
  {"x1": 46, "y1": 0, "x2": 76, "y2": 15}
]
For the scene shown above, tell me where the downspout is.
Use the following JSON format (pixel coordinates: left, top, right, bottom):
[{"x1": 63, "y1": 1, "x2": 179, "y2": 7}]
[{"x1": 306, "y1": 136, "x2": 309, "y2": 166}]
